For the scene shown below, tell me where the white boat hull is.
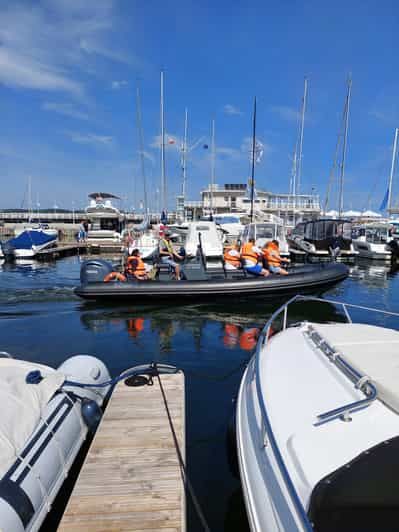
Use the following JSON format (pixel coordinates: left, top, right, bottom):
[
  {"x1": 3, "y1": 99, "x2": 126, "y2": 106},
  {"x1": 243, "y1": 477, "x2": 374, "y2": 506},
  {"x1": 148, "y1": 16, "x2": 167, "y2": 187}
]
[{"x1": 353, "y1": 239, "x2": 391, "y2": 260}]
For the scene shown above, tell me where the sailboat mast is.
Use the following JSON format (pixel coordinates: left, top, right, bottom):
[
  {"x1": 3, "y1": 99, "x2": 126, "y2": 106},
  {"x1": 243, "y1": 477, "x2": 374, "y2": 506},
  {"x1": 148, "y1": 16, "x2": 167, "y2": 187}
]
[
  {"x1": 182, "y1": 108, "x2": 188, "y2": 198},
  {"x1": 28, "y1": 176, "x2": 32, "y2": 222},
  {"x1": 338, "y1": 77, "x2": 352, "y2": 218},
  {"x1": 210, "y1": 119, "x2": 215, "y2": 216},
  {"x1": 136, "y1": 85, "x2": 147, "y2": 214},
  {"x1": 160, "y1": 71, "x2": 166, "y2": 214},
  {"x1": 250, "y1": 97, "x2": 257, "y2": 223},
  {"x1": 296, "y1": 77, "x2": 308, "y2": 196},
  {"x1": 388, "y1": 127, "x2": 399, "y2": 214}
]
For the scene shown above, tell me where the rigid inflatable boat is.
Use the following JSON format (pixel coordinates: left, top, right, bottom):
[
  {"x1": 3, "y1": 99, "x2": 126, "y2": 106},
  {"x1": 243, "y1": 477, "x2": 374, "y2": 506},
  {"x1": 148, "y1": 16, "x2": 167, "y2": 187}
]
[
  {"x1": 0, "y1": 354, "x2": 110, "y2": 532},
  {"x1": 237, "y1": 295, "x2": 399, "y2": 531},
  {"x1": 74, "y1": 258, "x2": 349, "y2": 302}
]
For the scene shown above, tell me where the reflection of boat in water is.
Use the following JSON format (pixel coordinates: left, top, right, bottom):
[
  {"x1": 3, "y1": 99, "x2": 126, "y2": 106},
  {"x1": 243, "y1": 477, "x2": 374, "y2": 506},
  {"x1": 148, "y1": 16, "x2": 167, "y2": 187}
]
[
  {"x1": 0, "y1": 353, "x2": 110, "y2": 532},
  {"x1": 237, "y1": 295, "x2": 399, "y2": 531},
  {"x1": 349, "y1": 262, "x2": 397, "y2": 289},
  {"x1": 223, "y1": 324, "x2": 260, "y2": 351},
  {"x1": 75, "y1": 259, "x2": 349, "y2": 302}
]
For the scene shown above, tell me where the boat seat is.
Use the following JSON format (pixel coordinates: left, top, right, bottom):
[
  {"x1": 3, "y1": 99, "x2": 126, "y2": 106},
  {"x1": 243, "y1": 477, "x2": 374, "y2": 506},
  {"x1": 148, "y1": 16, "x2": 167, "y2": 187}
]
[
  {"x1": 157, "y1": 263, "x2": 173, "y2": 281},
  {"x1": 310, "y1": 323, "x2": 399, "y2": 414},
  {"x1": 181, "y1": 262, "x2": 207, "y2": 281}
]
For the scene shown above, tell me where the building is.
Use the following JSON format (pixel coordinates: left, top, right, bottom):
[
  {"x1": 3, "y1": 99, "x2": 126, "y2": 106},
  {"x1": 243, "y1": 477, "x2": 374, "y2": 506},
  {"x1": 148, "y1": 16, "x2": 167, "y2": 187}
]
[{"x1": 199, "y1": 183, "x2": 320, "y2": 226}]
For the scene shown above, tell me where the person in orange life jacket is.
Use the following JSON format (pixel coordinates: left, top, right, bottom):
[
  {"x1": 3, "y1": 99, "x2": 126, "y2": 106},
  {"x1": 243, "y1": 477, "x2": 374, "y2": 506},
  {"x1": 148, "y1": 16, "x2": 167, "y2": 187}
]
[
  {"x1": 125, "y1": 249, "x2": 152, "y2": 280},
  {"x1": 223, "y1": 242, "x2": 241, "y2": 270},
  {"x1": 159, "y1": 231, "x2": 183, "y2": 280},
  {"x1": 263, "y1": 240, "x2": 289, "y2": 275},
  {"x1": 241, "y1": 238, "x2": 269, "y2": 276}
]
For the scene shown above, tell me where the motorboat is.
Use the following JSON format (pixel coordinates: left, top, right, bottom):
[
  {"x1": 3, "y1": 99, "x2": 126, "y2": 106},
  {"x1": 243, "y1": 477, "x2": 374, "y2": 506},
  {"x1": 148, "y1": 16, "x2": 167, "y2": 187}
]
[
  {"x1": 0, "y1": 353, "x2": 110, "y2": 532},
  {"x1": 123, "y1": 229, "x2": 159, "y2": 260},
  {"x1": 241, "y1": 215, "x2": 289, "y2": 257},
  {"x1": 288, "y1": 218, "x2": 358, "y2": 262},
  {"x1": 236, "y1": 295, "x2": 399, "y2": 531},
  {"x1": 85, "y1": 192, "x2": 125, "y2": 242},
  {"x1": 352, "y1": 223, "x2": 394, "y2": 260},
  {"x1": 184, "y1": 221, "x2": 224, "y2": 265},
  {"x1": 0, "y1": 229, "x2": 58, "y2": 259},
  {"x1": 74, "y1": 258, "x2": 348, "y2": 302},
  {"x1": 213, "y1": 213, "x2": 246, "y2": 241}
]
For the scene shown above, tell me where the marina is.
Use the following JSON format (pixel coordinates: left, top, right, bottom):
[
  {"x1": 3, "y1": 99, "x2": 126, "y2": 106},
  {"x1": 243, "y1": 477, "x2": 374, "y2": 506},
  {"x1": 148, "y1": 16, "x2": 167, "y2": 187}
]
[{"x1": 0, "y1": 255, "x2": 399, "y2": 530}]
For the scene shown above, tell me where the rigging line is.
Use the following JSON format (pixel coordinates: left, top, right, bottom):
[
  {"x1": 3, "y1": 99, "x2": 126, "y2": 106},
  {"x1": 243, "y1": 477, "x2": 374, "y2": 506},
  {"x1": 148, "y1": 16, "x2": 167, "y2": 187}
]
[{"x1": 155, "y1": 365, "x2": 211, "y2": 532}]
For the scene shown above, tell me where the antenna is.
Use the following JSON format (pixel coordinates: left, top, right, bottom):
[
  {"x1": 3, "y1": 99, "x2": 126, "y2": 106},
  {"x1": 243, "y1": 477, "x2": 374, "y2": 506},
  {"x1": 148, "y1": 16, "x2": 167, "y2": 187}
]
[{"x1": 250, "y1": 97, "x2": 257, "y2": 223}]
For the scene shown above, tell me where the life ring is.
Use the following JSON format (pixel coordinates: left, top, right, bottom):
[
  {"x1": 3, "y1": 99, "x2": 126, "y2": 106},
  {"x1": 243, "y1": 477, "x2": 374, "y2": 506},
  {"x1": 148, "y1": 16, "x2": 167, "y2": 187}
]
[{"x1": 103, "y1": 272, "x2": 127, "y2": 283}]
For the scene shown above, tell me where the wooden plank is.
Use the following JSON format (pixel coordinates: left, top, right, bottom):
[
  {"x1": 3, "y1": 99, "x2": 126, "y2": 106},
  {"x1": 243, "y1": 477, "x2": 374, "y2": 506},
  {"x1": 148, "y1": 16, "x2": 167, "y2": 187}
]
[{"x1": 58, "y1": 372, "x2": 185, "y2": 532}]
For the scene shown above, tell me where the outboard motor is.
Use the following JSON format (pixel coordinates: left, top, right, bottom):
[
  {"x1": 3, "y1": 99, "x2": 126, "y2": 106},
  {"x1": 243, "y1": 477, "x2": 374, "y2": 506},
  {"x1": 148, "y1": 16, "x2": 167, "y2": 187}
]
[
  {"x1": 1, "y1": 241, "x2": 15, "y2": 261},
  {"x1": 80, "y1": 259, "x2": 113, "y2": 284}
]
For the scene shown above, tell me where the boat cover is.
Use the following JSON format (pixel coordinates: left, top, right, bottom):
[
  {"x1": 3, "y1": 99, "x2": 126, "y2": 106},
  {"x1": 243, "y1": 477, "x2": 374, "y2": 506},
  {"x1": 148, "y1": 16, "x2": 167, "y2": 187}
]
[
  {"x1": 7, "y1": 230, "x2": 56, "y2": 250},
  {"x1": 310, "y1": 323, "x2": 399, "y2": 414},
  {"x1": 0, "y1": 359, "x2": 65, "y2": 477}
]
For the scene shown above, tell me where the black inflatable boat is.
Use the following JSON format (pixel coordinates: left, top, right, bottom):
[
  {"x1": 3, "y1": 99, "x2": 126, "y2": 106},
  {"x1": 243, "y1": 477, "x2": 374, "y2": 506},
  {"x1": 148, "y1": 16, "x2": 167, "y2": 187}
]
[{"x1": 75, "y1": 258, "x2": 349, "y2": 302}]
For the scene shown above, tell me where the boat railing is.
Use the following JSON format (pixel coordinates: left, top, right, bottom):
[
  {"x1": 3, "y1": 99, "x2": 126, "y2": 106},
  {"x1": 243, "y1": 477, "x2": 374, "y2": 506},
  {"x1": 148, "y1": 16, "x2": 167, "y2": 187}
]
[{"x1": 254, "y1": 295, "x2": 399, "y2": 531}]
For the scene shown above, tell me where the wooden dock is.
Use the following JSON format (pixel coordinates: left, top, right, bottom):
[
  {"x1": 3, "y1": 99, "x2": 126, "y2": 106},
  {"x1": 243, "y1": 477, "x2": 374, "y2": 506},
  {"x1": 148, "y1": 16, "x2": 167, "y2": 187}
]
[
  {"x1": 35, "y1": 242, "x2": 123, "y2": 260},
  {"x1": 58, "y1": 371, "x2": 186, "y2": 532}
]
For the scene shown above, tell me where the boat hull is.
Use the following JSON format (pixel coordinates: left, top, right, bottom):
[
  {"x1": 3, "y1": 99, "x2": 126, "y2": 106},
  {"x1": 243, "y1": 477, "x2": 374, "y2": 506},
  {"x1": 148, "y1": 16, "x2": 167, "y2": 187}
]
[{"x1": 75, "y1": 263, "x2": 349, "y2": 302}]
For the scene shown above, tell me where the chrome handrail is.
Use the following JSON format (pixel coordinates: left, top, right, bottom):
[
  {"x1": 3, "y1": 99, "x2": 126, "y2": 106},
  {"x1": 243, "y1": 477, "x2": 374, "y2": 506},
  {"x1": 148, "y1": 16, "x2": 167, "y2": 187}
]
[{"x1": 254, "y1": 294, "x2": 399, "y2": 530}]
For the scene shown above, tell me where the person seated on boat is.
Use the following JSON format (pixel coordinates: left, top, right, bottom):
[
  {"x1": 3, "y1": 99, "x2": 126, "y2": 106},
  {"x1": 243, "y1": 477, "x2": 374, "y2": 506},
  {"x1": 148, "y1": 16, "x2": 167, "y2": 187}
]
[
  {"x1": 263, "y1": 240, "x2": 289, "y2": 275},
  {"x1": 125, "y1": 249, "x2": 153, "y2": 280},
  {"x1": 223, "y1": 243, "x2": 241, "y2": 270},
  {"x1": 159, "y1": 231, "x2": 183, "y2": 280},
  {"x1": 241, "y1": 239, "x2": 269, "y2": 276}
]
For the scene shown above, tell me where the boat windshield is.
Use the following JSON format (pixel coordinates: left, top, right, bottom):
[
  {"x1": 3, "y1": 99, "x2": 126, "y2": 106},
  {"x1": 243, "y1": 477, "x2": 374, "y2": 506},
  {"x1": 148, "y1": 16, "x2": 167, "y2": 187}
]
[
  {"x1": 354, "y1": 226, "x2": 389, "y2": 243},
  {"x1": 214, "y1": 216, "x2": 240, "y2": 224}
]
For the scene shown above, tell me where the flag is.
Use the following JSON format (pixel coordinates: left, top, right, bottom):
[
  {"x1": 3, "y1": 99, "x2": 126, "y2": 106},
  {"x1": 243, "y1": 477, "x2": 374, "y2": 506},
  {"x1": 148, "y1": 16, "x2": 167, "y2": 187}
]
[
  {"x1": 379, "y1": 187, "x2": 389, "y2": 211},
  {"x1": 203, "y1": 144, "x2": 209, "y2": 149},
  {"x1": 161, "y1": 210, "x2": 168, "y2": 224},
  {"x1": 249, "y1": 140, "x2": 264, "y2": 164},
  {"x1": 168, "y1": 138, "x2": 175, "y2": 145}
]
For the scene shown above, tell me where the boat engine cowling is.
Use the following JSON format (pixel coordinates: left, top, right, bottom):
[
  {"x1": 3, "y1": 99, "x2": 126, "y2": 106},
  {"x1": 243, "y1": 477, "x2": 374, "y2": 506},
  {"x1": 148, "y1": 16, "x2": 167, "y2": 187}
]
[{"x1": 80, "y1": 259, "x2": 113, "y2": 284}]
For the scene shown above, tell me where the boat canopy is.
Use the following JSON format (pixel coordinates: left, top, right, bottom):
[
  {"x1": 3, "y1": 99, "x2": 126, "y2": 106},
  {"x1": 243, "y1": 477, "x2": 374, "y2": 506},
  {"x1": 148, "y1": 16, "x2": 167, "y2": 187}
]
[
  {"x1": 88, "y1": 192, "x2": 120, "y2": 200},
  {"x1": 7, "y1": 230, "x2": 57, "y2": 250},
  {"x1": 301, "y1": 219, "x2": 352, "y2": 241}
]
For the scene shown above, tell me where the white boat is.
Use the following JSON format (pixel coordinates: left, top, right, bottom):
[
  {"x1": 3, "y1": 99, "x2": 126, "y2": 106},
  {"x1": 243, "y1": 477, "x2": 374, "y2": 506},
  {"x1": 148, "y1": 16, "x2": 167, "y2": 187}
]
[
  {"x1": 85, "y1": 192, "x2": 125, "y2": 242},
  {"x1": 0, "y1": 353, "x2": 110, "y2": 532},
  {"x1": 241, "y1": 215, "x2": 289, "y2": 257},
  {"x1": 237, "y1": 295, "x2": 399, "y2": 531},
  {"x1": 352, "y1": 223, "x2": 393, "y2": 260},
  {"x1": 0, "y1": 229, "x2": 58, "y2": 259},
  {"x1": 213, "y1": 213, "x2": 246, "y2": 240},
  {"x1": 184, "y1": 221, "x2": 224, "y2": 261}
]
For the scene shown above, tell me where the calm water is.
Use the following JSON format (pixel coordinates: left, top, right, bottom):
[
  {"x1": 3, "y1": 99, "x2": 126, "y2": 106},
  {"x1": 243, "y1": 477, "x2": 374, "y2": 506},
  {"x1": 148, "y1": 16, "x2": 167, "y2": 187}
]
[{"x1": 2, "y1": 256, "x2": 399, "y2": 531}]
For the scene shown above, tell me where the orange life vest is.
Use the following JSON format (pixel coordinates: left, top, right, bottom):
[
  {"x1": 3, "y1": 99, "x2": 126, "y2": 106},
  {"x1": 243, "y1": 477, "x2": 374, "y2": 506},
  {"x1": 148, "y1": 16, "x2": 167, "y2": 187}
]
[
  {"x1": 241, "y1": 242, "x2": 259, "y2": 264},
  {"x1": 126, "y1": 256, "x2": 147, "y2": 278},
  {"x1": 223, "y1": 246, "x2": 241, "y2": 267},
  {"x1": 104, "y1": 271, "x2": 127, "y2": 283},
  {"x1": 263, "y1": 242, "x2": 281, "y2": 267}
]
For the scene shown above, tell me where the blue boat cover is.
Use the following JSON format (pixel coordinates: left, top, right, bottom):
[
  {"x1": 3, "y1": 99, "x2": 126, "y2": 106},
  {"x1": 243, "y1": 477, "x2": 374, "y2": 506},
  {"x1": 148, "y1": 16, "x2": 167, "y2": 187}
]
[{"x1": 7, "y1": 230, "x2": 56, "y2": 250}]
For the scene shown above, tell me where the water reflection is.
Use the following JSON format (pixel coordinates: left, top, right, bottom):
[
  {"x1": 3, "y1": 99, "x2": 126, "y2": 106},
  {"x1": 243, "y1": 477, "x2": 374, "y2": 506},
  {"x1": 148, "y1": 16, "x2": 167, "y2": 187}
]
[{"x1": 349, "y1": 260, "x2": 399, "y2": 289}]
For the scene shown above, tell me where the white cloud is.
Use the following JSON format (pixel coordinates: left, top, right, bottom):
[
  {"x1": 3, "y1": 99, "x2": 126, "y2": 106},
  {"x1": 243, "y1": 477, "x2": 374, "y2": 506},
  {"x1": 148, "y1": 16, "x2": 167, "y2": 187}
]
[
  {"x1": 223, "y1": 104, "x2": 243, "y2": 116},
  {"x1": 0, "y1": 1, "x2": 129, "y2": 96},
  {"x1": 270, "y1": 105, "x2": 301, "y2": 123},
  {"x1": 111, "y1": 80, "x2": 128, "y2": 90},
  {"x1": 66, "y1": 131, "x2": 114, "y2": 147},
  {"x1": 42, "y1": 102, "x2": 89, "y2": 120}
]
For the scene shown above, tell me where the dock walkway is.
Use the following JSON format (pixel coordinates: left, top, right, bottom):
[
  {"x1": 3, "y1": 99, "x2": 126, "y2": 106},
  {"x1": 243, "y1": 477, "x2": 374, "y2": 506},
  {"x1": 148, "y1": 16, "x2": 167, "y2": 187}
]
[{"x1": 58, "y1": 371, "x2": 186, "y2": 531}]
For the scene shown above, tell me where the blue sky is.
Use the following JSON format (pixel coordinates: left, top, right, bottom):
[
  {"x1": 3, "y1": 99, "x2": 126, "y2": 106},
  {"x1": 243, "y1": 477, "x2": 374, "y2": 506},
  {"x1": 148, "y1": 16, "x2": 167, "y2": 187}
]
[{"x1": 0, "y1": 0, "x2": 398, "y2": 211}]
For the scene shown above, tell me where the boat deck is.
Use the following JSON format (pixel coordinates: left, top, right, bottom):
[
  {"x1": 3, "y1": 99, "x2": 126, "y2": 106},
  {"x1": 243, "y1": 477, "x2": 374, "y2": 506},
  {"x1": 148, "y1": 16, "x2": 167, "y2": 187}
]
[{"x1": 58, "y1": 371, "x2": 186, "y2": 531}]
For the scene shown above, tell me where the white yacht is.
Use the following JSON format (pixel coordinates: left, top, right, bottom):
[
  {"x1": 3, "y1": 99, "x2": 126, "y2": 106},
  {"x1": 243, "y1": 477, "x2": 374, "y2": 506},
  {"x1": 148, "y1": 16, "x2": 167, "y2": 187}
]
[
  {"x1": 241, "y1": 214, "x2": 289, "y2": 257},
  {"x1": 85, "y1": 192, "x2": 125, "y2": 242},
  {"x1": 352, "y1": 223, "x2": 393, "y2": 260},
  {"x1": 237, "y1": 295, "x2": 399, "y2": 531}
]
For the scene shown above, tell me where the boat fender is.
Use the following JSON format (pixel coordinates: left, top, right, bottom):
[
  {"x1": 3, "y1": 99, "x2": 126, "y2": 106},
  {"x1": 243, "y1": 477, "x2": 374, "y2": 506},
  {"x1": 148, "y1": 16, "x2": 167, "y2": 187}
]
[
  {"x1": 81, "y1": 398, "x2": 103, "y2": 432},
  {"x1": 103, "y1": 272, "x2": 127, "y2": 283}
]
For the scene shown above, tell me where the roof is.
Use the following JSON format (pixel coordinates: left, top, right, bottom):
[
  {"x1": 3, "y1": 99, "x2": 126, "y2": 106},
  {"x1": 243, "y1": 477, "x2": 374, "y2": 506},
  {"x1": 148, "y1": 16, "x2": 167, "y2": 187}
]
[{"x1": 88, "y1": 192, "x2": 120, "y2": 200}]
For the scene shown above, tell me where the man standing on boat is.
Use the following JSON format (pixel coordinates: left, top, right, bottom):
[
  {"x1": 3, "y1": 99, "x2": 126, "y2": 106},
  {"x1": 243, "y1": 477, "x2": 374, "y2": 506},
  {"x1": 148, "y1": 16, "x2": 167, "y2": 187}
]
[{"x1": 159, "y1": 231, "x2": 183, "y2": 280}]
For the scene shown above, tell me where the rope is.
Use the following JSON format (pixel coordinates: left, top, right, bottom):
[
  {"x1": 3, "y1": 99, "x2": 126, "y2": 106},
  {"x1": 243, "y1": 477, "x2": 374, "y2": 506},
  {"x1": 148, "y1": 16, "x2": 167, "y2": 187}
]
[{"x1": 155, "y1": 365, "x2": 211, "y2": 532}]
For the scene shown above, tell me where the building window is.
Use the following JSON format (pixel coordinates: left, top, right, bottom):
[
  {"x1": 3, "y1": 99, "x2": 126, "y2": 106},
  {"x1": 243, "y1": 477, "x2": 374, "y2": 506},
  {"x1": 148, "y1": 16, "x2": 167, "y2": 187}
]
[
  {"x1": 224, "y1": 196, "x2": 229, "y2": 203},
  {"x1": 231, "y1": 197, "x2": 236, "y2": 206}
]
